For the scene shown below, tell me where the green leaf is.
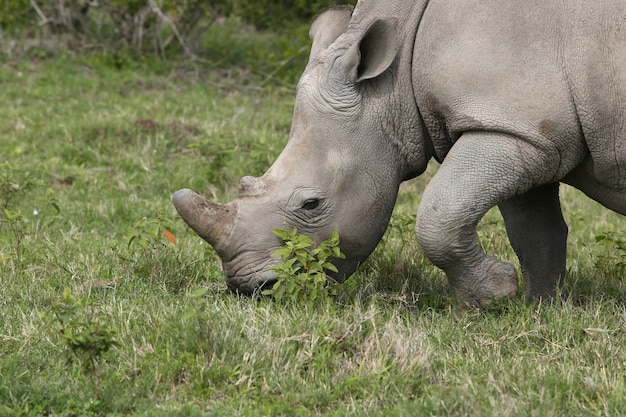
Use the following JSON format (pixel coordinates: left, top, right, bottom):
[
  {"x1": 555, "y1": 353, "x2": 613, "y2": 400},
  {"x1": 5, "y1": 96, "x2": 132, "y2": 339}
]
[
  {"x1": 127, "y1": 233, "x2": 137, "y2": 248},
  {"x1": 181, "y1": 309, "x2": 197, "y2": 321},
  {"x1": 3, "y1": 208, "x2": 23, "y2": 221},
  {"x1": 272, "y1": 228, "x2": 293, "y2": 241},
  {"x1": 271, "y1": 246, "x2": 294, "y2": 259},
  {"x1": 187, "y1": 287, "x2": 208, "y2": 298},
  {"x1": 332, "y1": 246, "x2": 345, "y2": 259}
]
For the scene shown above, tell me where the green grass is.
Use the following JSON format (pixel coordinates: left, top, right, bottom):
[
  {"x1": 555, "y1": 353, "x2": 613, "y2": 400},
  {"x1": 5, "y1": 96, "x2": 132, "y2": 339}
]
[{"x1": 1, "y1": 44, "x2": 626, "y2": 416}]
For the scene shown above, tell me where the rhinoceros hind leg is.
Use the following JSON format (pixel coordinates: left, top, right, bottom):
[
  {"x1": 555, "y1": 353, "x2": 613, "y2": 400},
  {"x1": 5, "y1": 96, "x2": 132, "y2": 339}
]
[
  {"x1": 563, "y1": 157, "x2": 626, "y2": 216},
  {"x1": 498, "y1": 183, "x2": 568, "y2": 300}
]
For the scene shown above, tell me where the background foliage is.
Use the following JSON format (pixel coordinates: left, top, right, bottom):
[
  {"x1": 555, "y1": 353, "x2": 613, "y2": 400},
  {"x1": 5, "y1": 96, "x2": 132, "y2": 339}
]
[{"x1": 1, "y1": 0, "x2": 357, "y2": 57}]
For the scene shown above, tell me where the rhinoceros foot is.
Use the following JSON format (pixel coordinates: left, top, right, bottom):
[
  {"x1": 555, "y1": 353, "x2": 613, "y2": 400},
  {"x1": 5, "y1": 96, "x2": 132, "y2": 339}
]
[{"x1": 448, "y1": 257, "x2": 519, "y2": 308}]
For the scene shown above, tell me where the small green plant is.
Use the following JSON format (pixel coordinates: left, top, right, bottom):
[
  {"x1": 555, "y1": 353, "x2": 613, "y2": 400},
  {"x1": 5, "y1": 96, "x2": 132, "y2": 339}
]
[
  {"x1": 0, "y1": 162, "x2": 36, "y2": 210},
  {"x1": 377, "y1": 212, "x2": 416, "y2": 254},
  {"x1": 182, "y1": 286, "x2": 211, "y2": 345},
  {"x1": 0, "y1": 162, "x2": 41, "y2": 260},
  {"x1": 115, "y1": 212, "x2": 178, "y2": 279},
  {"x1": 0, "y1": 208, "x2": 26, "y2": 259},
  {"x1": 594, "y1": 229, "x2": 626, "y2": 275},
  {"x1": 262, "y1": 229, "x2": 345, "y2": 305},
  {"x1": 126, "y1": 212, "x2": 176, "y2": 251},
  {"x1": 46, "y1": 288, "x2": 119, "y2": 401}
]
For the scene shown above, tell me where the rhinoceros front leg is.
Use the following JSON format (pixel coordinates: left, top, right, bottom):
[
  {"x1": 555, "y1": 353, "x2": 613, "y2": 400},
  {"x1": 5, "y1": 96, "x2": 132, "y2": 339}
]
[
  {"x1": 498, "y1": 183, "x2": 568, "y2": 300},
  {"x1": 416, "y1": 131, "x2": 560, "y2": 306}
]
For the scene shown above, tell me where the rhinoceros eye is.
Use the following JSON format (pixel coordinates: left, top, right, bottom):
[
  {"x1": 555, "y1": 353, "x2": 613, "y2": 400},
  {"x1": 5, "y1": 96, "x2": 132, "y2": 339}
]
[{"x1": 301, "y1": 198, "x2": 320, "y2": 211}]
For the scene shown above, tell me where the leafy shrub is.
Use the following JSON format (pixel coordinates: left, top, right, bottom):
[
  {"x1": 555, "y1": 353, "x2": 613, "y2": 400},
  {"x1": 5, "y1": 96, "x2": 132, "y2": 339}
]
[
  {"x1": 0, "y1": 0, "x2": 31, "y2": 31},
  {"x1": 594, "y1": 229, "x2": 626, "y2": 276},
  {"x1": 262, "y1": 228, "x2": 345, "y2": 305},
  {"x1": 114, "y1": 212, "x2": 180, "y2": 282},
  {"x1": 45, "y1": 288, "x2": 119, "y2": 401},
  {"x1": 1, "y1": 0, "x2": 228, "y2": 54},
  {"x1": 232, "y1": 0, "x2": 357, "y2": 31},
  {"x1": 2, "y1": 0, "x2": 357, "y2": 53},
  {"x1": 0, "y1": 162, "x2": 36, "y2": 212},
  {"x1": 0, "y1": 162, "x2": 60, "y2": 261}
]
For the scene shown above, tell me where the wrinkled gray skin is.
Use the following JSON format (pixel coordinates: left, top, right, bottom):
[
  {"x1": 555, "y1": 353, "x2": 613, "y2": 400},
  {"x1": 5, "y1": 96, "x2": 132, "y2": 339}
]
[{"x1": 173, "y1": 0, "x2": 626, "y2": 305}]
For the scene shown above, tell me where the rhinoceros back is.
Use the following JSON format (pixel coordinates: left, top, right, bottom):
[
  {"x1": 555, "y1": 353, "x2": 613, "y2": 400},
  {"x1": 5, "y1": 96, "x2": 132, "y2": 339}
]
[{"x1": 413, "y1": 0, "x2": 626, "y2": 187}]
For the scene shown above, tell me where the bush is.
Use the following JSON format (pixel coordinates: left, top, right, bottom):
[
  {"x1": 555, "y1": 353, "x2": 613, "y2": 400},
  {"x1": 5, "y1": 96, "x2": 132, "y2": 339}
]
[
  {"x1": 262, "y1": 229, "x2": 346, "y2": 306},
  {"x1": 1, "y1": 0, "x2": 356, "y2": 54},
  {"x1": 0, "y1": 0, "x2": 32, "y2": 31},
  {"x1": 232, "y1": 0, "x2": 356, "y2": 31},
  {"x1": 1, "y1": 0, "x2": 229, "y2": 55}
]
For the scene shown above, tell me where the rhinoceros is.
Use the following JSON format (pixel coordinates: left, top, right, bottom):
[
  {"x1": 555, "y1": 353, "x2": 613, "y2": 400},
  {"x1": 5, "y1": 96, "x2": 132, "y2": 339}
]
[{"x1": 173, "y1": 0, "x2": 626, "y2": 305}]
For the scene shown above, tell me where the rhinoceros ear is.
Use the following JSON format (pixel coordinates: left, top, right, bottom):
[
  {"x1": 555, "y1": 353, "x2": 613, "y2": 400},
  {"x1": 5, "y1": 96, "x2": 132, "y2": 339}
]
[
  {"x1": 342, "y1": 17, "x2": 398, "y2": 82},
  {"x1": 309, "y1": 6, "x2": 354, "y2": 61}
]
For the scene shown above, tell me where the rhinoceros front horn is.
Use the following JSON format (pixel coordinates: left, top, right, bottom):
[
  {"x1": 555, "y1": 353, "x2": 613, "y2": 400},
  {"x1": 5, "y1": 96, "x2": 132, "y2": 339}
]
[{"x1": 172, "y1": 188, "x2": 237, "y2": 253}]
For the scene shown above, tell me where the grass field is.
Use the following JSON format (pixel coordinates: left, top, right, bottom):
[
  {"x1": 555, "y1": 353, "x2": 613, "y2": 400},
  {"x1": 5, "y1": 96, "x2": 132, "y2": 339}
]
[{"x1": 1, "y1": 42, "x2": 626, "y2": 415}]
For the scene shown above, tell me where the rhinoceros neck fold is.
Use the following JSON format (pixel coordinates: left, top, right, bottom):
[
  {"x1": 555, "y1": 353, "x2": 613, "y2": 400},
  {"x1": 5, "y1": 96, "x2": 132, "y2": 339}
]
[
  {"x1": 354, "y1": 0, "x2": 434, "y2": 180},
  {"x1": 172, "y1": 188, "x2": 237, "y2": 253}
]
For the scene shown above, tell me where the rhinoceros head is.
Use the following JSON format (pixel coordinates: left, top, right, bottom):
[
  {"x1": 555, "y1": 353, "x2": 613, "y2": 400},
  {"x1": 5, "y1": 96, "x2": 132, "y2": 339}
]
[{"x1": 173, "y1": 7, "x2": 425, "y2": 294}]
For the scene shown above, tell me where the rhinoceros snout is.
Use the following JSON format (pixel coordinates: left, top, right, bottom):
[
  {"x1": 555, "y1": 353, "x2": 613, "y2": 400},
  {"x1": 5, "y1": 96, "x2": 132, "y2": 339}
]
[
  {"x1": 226, "y1": 277, "x2": 277, "y2": 295},
  {"x1": 223, "y1": 266, "x2": 277, "y2": 296},
  {"x1": 173, "y1": 187, "x2": 286, "y2": 296}
]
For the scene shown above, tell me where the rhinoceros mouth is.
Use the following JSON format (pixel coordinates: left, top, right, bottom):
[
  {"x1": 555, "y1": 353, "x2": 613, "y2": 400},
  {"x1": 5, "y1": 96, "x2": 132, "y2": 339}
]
[
  {"x1": 226, "y1": 277, "x2": 277, "y2": 296},
  {"x1": 223, "y1": 262, "x2": 278, "y2": 296}
]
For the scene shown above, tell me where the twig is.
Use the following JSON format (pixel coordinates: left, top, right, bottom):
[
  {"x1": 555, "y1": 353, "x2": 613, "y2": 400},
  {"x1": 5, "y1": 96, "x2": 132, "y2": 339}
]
[
  {"x1": 30, "y1": 0, "x2": 49, "y2": 26},
  {"x1": 259, "y1": 45, "x2": 309, "y2": 87},
  {"x1": 148, "y1": 0, "x2": 195, "y2": 58}
]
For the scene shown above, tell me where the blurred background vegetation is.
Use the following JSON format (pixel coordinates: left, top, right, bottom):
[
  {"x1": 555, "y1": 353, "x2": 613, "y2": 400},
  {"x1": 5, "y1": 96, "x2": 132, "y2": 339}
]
[{"x1": 0, "y1": 0, "x2": 357, "y2": 86}]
